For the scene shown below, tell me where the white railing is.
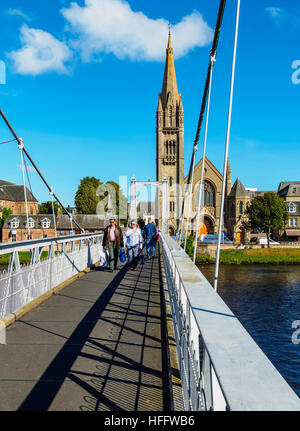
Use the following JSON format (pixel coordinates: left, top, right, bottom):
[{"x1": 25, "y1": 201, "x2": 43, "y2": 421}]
[
  {"x1": 0, "y1": 233, "x2": 103, "y2": 319},
  {"x1": 160, "y1": 233, "x2": 300, "y2": 411}
]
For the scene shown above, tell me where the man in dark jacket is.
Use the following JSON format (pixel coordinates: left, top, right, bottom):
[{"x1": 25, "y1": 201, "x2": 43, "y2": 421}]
[
  {"x1": 142, "y1": 220, "x2": 157, "y2": 259},
  {"x1": 102, "y1": 218, "x2": 124, "y2": 272}
]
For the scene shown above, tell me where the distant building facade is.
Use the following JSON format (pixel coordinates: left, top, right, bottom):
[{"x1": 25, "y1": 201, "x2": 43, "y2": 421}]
[
  {"x1": 278, "y1": 181, "x2": 300, "y2": 241},
  {"x1": 0, "y1": 179, "x2": 38, "y2": 217}
]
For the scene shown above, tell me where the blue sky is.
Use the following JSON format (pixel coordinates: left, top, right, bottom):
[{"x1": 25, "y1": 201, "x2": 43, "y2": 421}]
[{"x1": 0, "y1": 0, "x2": 299, "y2": 206}]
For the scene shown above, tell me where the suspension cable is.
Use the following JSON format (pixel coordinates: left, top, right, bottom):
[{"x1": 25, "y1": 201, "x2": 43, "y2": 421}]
[
  {"x1": 193, "y1": 55, "x2": 215, "y2": 263},
  {"x1": 23, "y1": 153, "x2": 46, "y2": 237},
  {"x1": 50, "y1": 187, "x2": 58, "y2": 237},
  {"x1": 18, "y1": 139, "x2": 30, "y2": 239},
  {"x1": 0, "y1": 108, "x2": 85, "y2": 233},
  {"x1": 214, "y1": 0, "x2": 241, "y2": 292},
  {"x1": 0, "y1": 138, "x2": 16, "y2": 145},
  {"x1": 177, "y1": 0, "x2": 227, "y2": 243}
]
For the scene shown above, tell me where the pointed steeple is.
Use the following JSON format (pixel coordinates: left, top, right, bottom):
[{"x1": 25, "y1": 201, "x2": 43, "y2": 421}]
[
  {"x1": 161, "y1": 30, "x2": 178, "y2": 109},
  {"x1": 230, "y1": 177, "x2": 248, "y2": 196}
]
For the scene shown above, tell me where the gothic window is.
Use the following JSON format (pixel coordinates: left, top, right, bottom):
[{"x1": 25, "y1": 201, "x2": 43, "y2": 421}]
[
  {"x1": 169, "y1": 201, "x2": 175, "y2": 212},
  {"x1": 204, "y1": 181, "x2": 215, "y2": 207},
  {"x1": 231, "y1": 202, "x2": 235, "y2": 217},
  {"x1": 169, "y1": 107, "x2": 172, "y2": 126},
  {"x1": 169, "y1": 177, "x2": 173, "y2": 187},
  {"x1": 239, "y1": 201, "x2": 243, "y2": 215},
  {"x1": 165, "y1": 142, "x2": 168, "y2": 155}
]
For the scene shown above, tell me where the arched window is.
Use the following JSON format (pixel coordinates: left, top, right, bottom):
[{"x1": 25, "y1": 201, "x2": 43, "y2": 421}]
[
  {"x1": 239, "y1": 201, "x2": 243, "y2": 215},
  {"x1": 169, "y1": 107, "x2": 172, "y2": 126},
  {"x1": 204, "y1": 181, "x2": 215, "y2": 207}
]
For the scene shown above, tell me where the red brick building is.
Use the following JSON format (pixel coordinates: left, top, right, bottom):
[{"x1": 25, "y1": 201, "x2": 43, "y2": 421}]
[{"x1": 0, "y1": 179, "x2": 38, "y2": 217}]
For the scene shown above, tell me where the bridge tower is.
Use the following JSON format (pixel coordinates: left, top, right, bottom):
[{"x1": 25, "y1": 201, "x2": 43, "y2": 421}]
[{"x1": 156, "y1": 31, "x2": 184, "y2": 233}]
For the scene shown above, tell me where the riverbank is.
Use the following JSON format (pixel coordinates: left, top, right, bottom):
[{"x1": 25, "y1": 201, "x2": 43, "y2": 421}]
[
  {"x1": 0, "y1": 251, "x2": 49, "y2": 266},
  {"x1": 193, "y1": 248, "x2": 300, "y2": 264}
]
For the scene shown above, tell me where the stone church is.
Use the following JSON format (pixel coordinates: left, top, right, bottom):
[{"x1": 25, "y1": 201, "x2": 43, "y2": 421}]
[{"x1": 156, "y1": 32, "x2": 252, "y2": 242}]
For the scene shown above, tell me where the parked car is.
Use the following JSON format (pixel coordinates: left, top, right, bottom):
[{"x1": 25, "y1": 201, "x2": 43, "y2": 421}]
[
  {"x1": 258, "y1": 238, "x2": 280, "y2": 245},
  {"x1": 200, "y1": 234, "x2": 233, "y2": 245}
]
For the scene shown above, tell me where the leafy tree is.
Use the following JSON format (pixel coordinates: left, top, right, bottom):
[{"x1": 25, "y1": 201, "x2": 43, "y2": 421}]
[
  {"x1": 181, "y1": 234, "x2": 194, "y2": 258},
  {"x1": 246, "y1": 192, "x2": 288, "y2": 248},
  {"x1": 75, "y1": 183, "x2": 100, "y2": 214},
  {"x1": 75, "y1": 177, "x2": 102, "y2": 214},
  {"x1": 38, "y1": 200, "x2": 61, "y2": 215},
  {"x1": 0, "y1": 207, "x2": 13, "y2": 228}
]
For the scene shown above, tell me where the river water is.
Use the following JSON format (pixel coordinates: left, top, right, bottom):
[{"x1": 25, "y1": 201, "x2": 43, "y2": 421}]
[{"x1": 199, "y1": 264, "x2": 300, "y2": 399}]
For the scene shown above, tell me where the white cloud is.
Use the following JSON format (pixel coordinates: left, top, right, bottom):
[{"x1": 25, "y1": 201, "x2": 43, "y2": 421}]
[
  {"x1": 7, "y1": 8, "x2": 31, "y2": 21},
  {"x1": 8, "y1": 25, "x2": 73, "y2": 75},
  {"x1": 61, "y1": 0, "x2": 213, "y2": 62},
  {"x1": 265, "y1": 7, "x2": 292, "y2": 25},
  {"x1": 265, "y1": 7, "x2": 282, "y2": 18}
]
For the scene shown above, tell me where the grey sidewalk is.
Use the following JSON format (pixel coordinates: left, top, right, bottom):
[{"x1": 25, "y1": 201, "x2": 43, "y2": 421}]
[{"x1": 0, "y1": 254, "x2": 168, "y2": 411}]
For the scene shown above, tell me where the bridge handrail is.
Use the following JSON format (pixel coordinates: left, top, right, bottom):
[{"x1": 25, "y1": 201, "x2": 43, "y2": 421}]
[
  {"x1": 160, "y1": 233, "x2": 300, "y2": 411},
  {"x1": 0, "y1": 232, "x2": 103, "y2": 255}
]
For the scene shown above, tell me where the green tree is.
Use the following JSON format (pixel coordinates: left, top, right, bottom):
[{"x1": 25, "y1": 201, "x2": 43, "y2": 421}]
[
  {"x1": 181, "y1": 234, "x2": 194, "y2": 258},
  {"x1": 0, "y1": 207, "x2": 13, "y2": 228},
  {"x1": 75, "y1": 176, "x2": 102, "y2": 214},
  {"x1": 246, "y1": 192, "x2": 288, "y2": 248},
  {"x1": 38, "y1": 200, "x2": 61, "y2": 215}
]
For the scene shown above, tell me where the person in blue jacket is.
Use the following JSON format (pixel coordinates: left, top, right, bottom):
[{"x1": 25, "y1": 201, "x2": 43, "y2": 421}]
[
  {"x1": 124, "y1": 220, "x2": 143, "y2": 271},
  {"x1": 143, "y1": 220, "x2": 158, "y2": 259}
]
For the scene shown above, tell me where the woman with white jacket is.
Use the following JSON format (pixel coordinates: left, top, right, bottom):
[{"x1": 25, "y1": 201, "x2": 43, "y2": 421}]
[{"x1": 125, "y1": 220, "x2": 143, "y2": 271}]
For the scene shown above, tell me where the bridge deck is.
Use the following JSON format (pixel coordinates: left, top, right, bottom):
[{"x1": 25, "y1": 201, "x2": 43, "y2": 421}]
[{"x1": 0, "y1": 253, "x2": 171, "y2": 411}]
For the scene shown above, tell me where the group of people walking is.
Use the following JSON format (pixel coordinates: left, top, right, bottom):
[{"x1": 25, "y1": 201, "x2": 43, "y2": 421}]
[{"x1": 102, "y1": 218, "x2": 159, "y2": 272}]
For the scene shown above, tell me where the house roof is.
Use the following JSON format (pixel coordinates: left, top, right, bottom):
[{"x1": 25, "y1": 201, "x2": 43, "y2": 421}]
[
  {"x1": 278, "y1": 182, "x2": 300, "y2": 197},
  {"x1": 0, "y1": 180, "x2": 37, "y2": 203},
  {"x1": 56, "y1": 215, "x2": 115, "y2": 230}
]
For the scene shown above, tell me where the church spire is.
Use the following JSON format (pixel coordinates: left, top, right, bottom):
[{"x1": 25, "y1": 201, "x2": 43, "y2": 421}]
[{"x1": 161, "y1": 30, "x2": 178, "y2": 108}]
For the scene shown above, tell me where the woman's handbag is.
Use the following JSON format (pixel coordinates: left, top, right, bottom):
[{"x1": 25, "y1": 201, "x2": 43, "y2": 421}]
[{"x1": 119, "y1": 248, "x2": 126, "y2": 263}]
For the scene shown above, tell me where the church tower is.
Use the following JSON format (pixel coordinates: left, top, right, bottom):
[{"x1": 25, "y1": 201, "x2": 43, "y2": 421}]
[{"x1": 156, "y1": 31, "x2": 184, "y2": 233}]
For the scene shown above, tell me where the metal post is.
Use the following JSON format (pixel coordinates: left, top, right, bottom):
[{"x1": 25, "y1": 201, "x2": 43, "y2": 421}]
[
  {"x1": 129, "y1": 176, "x2": 137, "y2": 221},
  {"x1": 162, "y1": 176, "x2": 169, "y2": 234}
]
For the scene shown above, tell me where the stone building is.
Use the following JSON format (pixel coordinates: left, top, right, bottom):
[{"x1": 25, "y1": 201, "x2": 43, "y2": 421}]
[
  {"x1": 156, "y1": 31, "x2": 184, "y2": 234},
  {"x1": 0, "y1": 179, "x2": 38, "y2": 217},
  {"x1": 154, "y1": 32, "x2": 274, "y2": 243},
  {"x1": 278, "y1": 181, "x2": 300, "y2": 241}
]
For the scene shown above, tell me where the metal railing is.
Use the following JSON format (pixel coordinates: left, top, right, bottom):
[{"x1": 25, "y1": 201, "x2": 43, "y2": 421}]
[
  {"x1": 0, "y1": 233, "x2": 103, "y2": 319},
  {"x1": 160, "y1": 233, "x2": 300, "y2": 411}
]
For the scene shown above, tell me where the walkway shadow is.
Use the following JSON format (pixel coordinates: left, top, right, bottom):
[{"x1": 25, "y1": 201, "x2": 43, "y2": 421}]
[
  {"x1": 17, "y1": 256, "x2": 167, "y2": 411},
  {"x1": 18, "y1": 266, "x2": 128, "y2": 411}
]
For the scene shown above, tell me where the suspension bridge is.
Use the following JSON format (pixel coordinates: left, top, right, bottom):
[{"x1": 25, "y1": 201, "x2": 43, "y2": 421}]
[{"x1": 0, "y1": 0, "x2": 300, "y2": 411}]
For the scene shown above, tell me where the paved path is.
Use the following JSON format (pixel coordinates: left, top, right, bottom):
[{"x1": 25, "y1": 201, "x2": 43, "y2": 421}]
[{"x1": 0, "y1": 253, "x2": 170, "y2": 411}]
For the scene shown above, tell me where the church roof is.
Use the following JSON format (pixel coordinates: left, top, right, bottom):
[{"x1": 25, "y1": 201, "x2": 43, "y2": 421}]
[
  {"x1": 161, "y1": 31, "x2": 179, "y2": 108},
  {"x1": 230, "y1": 177, "x2": 248, "y2": 196}
]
